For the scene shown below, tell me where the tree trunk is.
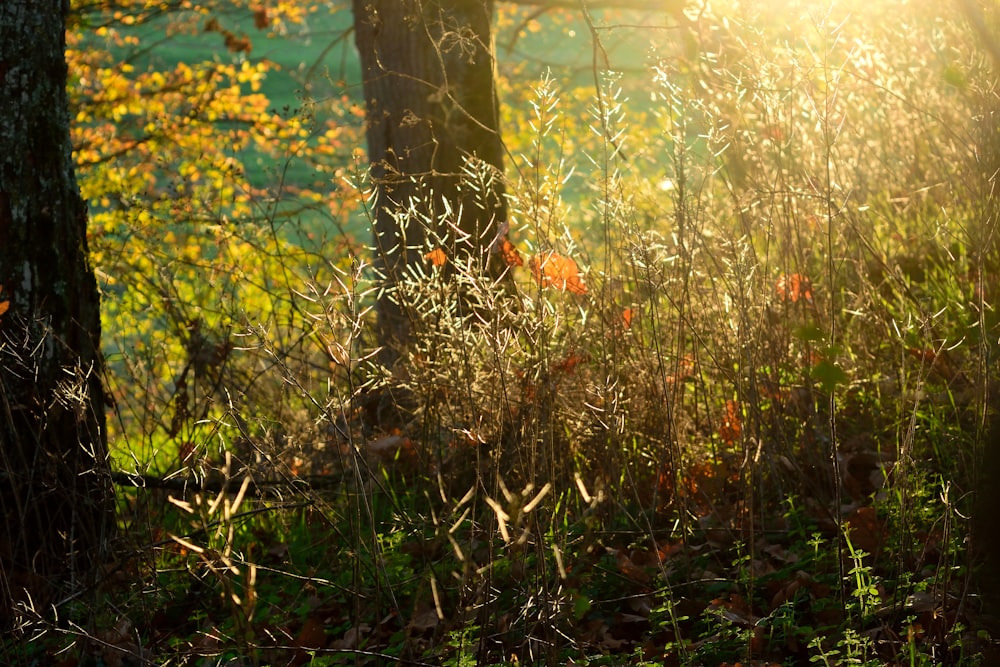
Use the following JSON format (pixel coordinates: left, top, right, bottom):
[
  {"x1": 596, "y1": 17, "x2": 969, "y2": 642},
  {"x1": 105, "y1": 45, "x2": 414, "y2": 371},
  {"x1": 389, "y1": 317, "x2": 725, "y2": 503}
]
[
  {"x1": 0, "y1": 0, "x2": 112, "y2": 622},
  {"x1": 352, "y1": 0, "x2": 508, "y2": 360}
]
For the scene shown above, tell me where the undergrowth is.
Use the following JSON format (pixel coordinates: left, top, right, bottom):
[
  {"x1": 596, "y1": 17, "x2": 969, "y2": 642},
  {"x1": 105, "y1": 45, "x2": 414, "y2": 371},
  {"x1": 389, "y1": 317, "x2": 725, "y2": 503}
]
[{"x1": 5, "y1": 1, "x2": 1000, "y2": 665}]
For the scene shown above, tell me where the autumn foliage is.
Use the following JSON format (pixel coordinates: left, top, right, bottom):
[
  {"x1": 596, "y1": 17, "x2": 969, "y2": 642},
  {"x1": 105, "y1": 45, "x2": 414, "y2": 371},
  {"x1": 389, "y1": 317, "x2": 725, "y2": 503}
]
[{"x1": 13, "y1": 0, "x2": 997, "y2": 665}]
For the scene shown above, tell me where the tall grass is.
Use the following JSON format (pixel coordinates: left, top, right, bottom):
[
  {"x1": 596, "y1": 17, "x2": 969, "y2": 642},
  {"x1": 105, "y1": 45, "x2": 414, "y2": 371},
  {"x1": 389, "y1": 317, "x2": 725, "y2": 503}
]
[{"x1": 8, "y1": 1, "x2": 998, "y2": 665}]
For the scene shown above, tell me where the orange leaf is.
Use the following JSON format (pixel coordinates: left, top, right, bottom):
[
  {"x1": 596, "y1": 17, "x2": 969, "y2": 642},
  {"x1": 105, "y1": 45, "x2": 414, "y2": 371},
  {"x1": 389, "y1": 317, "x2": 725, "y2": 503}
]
[
  {"x1": 613, "y1": 549, "x2": 651, "y2": 585},
  {"x1": 907, "y1": 347, "x2": 936, "y2": 364},
  {"x1": 424, "y1": 247, "x2": 447, "y2": 267},
  {"x1": 718, "y1": 399, "x2": 742, "y2": 444},
  {"x1": 223, "y1": 32, "x2": 252, "y2": 54},
  {"x1": 499, "y1": 237, "x2": 524, "y2": 267},
  {"x1": 621, "y1": 307, "x2": 635, "y2": 329},
  {"x1": 664, "y1": 356, "x2": 695, "y2": 388},
  {"x1": 776, "y1": 272, "x2": 813, "y2": 303},
  {"x1": 554, "y1": 352, "x2": 587, "y2": 374},
  {"x1": 528, "y1": 251, "x2": 587, "y2": 295},
  {"x1": 0, "y1": 285, "x2": 8, "y2": 318},
  {"x1": 252, "y1": 6, "x2": 270, "y2": 30}
]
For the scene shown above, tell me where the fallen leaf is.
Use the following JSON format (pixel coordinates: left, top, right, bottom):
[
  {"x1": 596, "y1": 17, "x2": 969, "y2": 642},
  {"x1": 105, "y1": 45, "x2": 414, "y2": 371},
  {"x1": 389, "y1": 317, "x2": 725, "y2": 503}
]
[
  {"x1": 366, "y1": 434, "x2": 410, "y2": 460},
  {"x1": 331, "y1": 623, "x2": 370, "y2": 650},
  {"x1": 406, "y1": 607, "x2": 440, "y2": 634},
  {"x1": 295, "y1": 617, "x2": 328, "y2": 651},
  {"x1": 554, "y1": 351, "x2": 587, "y2": 374},
  {"x1": 718, "y1": 399, "x2": 742, "y2": 444},
  {"x1": 612, "y1": 548, "x2": 652, "y2": 585},
  {"x1": 267, "y1": 542, "x2": 290, "y2": 561},
  {"x1": 845, "y1": 505, "x2": 884, "y2": 555}
]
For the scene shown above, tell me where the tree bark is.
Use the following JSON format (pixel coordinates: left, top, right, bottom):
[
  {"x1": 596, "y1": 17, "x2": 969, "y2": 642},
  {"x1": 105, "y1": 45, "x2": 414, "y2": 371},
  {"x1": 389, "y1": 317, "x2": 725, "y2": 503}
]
[
  {"x1": 352, "y1": 0, "x2": 508, "y2": 360},
  {"x1": 0, "y1": 0, "x2": 112, "y2": 622}
]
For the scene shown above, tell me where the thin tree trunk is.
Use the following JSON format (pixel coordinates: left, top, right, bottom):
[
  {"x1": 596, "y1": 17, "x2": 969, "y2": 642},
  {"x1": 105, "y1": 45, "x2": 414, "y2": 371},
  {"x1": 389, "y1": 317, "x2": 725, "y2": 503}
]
[
  {"x1": 352, "y1": 0, "x2": 508, "y2": 360},
  {"x1": 0, "y1": 0, "x2": 112, "y2": 622}
]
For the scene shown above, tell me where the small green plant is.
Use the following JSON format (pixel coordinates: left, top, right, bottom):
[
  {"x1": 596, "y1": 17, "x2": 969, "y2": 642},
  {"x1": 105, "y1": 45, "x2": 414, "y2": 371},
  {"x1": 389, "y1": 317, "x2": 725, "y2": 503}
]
[{"x1": 844, "y1": 535, "x2": 880, "y2": 621}]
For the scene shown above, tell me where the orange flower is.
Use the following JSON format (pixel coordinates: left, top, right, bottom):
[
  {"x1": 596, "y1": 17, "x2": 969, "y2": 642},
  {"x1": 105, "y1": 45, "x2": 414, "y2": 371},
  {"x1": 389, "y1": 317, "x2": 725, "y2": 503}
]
[
  {"x1": 424, "y1": 247, "x2": 447, "y2": 267},
  {"x1": 528, "y1": 250, "x2": 587, "y2": 295}
]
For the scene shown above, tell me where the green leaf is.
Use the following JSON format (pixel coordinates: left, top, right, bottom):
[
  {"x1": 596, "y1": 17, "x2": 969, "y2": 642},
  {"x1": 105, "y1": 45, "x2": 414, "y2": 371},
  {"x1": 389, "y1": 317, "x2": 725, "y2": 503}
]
[
  {"x1": 794, "y1": 325, "x2": 826, "y2": 342},
  {"x1": 572, "y1": 590, "x2": 591, "y2": 620},
  {"x1": 811, "y1": 359, "x2": 848, "y2": 393}
]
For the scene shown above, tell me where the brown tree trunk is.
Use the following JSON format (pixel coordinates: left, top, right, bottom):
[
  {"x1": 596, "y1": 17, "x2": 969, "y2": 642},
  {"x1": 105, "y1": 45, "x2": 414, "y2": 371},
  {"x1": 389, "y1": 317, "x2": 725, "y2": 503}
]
[
  {"x1": 352, "y1": 0, "x2": 508, "y2": 360},
  {"x1": 0, "y1": 0, "x2": 112, "y2": 622}
]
